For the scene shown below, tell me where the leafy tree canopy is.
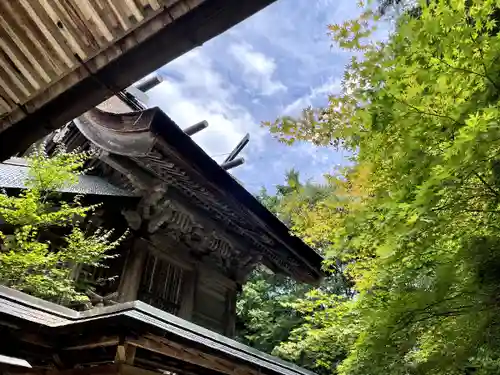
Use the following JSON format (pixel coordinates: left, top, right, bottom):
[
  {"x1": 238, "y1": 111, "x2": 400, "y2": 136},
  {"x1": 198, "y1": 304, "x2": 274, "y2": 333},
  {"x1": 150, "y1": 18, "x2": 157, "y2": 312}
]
[
  {"x1": 0, "y1": 145, "x2": 125, "y2": 304},
  {"x1": 237, "y1": 171, "x2": 352, "y2": 372},
  {"x1": 264, "y1": 0, "x2": 500, "y2": 374}
]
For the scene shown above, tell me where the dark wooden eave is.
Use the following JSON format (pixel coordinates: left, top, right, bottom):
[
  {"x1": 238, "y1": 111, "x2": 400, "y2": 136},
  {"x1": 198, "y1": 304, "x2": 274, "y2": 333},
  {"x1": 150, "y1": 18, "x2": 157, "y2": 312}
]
[
  {"x1": 0, "y1": 0, "x2": 277, "y2": 161},
  {"x1": 149, "y1": 111, "x2": 325, "y2": 283},
  {"x1": 0, "y1": 158, "x2": 137, "y2": 197},
  {"x1": 71, "y1": 107, "x2": 324, "y2": 284},
  {"x1": 0, "y1": 286, "x2": 317, "y2": 375}
]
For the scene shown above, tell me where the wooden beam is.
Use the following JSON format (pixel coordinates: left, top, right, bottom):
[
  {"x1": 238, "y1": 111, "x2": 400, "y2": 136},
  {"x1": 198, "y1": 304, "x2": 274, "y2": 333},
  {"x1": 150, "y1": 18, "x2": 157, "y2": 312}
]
[
  {"x1": 0, "y1": 0, "x2": 277, "y2": 160},
  {"x1": 177, "y1": 267, "x2": 197, "y2": 320},
  {"x1": 48, "y1": 364, "x2": 120, "y2": 375},
  {"x1": 117, "y1": 364, "x2": 156, "y2": 375},
  {"x1": 17, "y1": 332, "x2": 52, "y2": 348},
  {"x1": 132, "y1": 357, "x2": 202, "y2": 375},
  {"x1": 63, "y1": 337, "x2": 120, "y2": 351},
  {"x1": 127, "y1": 337, "x2": 229, "y2": 374},
  {"x1": 224, "y1": 288, "x2": 236, "y2": 338},
  {"x1": 114, "y1": 344, "x2": 136, "y2": 365},
  {"x1": 52, "y1": 354, "x2": 64, "y2": 369},
  {"x1": 126, "y1": 335, "x2": 259, "y2": 375},
  {"x1": 144, "y1": 240, "x2": 195, "y2": 271},
  {"x1": 152, "y1": 182, "x2": 261, "y2": 276},
  {"x1": 118, "y1": 238, "x2": 148, "y2": 302},
  {"x1": 166, "y1": 339, "x2": 255, "y2": 375}
]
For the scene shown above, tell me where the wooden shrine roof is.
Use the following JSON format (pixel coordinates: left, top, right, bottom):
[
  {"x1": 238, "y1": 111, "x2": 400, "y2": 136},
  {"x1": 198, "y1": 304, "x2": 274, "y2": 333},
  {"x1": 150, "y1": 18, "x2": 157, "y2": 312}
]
[
  {"x1": 0, "y1": 286, "x2": 317, "y2": 375},
  {"x1": 70, "y1": 106, "x2": 324, "y2": 283},
  {"x1": 0, "y1": 0, "x2": 277, "y2": 161},
  {"x1": 0, "y1": 157, "x2": 135, "y2": 197},
  {"x1": 0, "y1": 107, "x2": 324, "y2": 283}
]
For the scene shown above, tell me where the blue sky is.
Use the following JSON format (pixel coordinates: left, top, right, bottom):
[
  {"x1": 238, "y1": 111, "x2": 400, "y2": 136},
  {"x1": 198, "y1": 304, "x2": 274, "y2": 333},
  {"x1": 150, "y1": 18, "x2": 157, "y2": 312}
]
[{"x1": 146, "y1": 0, "x2": 363, "y2": 193}]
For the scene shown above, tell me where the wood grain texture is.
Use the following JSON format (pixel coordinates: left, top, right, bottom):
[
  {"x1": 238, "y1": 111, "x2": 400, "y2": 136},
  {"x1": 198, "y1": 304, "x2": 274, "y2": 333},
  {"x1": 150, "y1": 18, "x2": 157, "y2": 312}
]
[{"x1": 0, "y1": 0, "x2": 186, "y2": 118}]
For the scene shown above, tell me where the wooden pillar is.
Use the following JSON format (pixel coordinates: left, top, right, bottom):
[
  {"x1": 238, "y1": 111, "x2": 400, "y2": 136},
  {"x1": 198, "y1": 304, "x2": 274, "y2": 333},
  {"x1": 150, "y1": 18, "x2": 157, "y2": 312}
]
[
  {"x1": 118, "y1": 238, "x2": 148, "y2": 302},
  {"x1": 178, "y1": 267, "x2": 198, "y2": 320},
  {"x1": 224, "y1": 287, "x2": 237, "y2": 337}
]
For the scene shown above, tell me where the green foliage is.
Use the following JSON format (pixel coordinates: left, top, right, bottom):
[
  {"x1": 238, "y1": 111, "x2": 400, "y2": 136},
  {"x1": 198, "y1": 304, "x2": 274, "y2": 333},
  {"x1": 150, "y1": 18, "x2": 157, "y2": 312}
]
[
  {"x1": 237, "y1": 171, "x2": 353, "y2": 372},
  {"x1": 237, "y1": 171, "x2": 320, "y2": 355},
  {"x1": 263, "y1": 0, "x2": 500, "y2": 374},
  {"x1": 0, "y1": 145, "x2": 125, "y2": 304},
  {"x1": 274, "y1": 292, "x2": 357, "y2": 373},
  {"x1": 236, "y1": 269, "x2": 313, "y2": 354}
]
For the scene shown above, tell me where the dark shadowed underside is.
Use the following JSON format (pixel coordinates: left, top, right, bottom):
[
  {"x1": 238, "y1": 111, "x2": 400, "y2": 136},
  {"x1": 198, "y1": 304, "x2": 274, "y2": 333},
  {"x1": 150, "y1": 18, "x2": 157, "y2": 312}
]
[
  {"x1": 0, "y1": 286, "x2": 316, "y2": 375},
  {"x1": 0, "y1": 0, "x2": 277, "y2": 161}
]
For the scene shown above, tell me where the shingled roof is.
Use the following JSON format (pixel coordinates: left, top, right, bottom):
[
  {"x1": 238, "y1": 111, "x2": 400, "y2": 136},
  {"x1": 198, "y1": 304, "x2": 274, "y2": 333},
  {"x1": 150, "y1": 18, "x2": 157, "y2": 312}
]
[
  {"x1": 68, "y1": 106, "x2": 324, "y2": 284},
  {"x1": 0, "y1": 286, "x2": 317, "y2": 375},
  {"x1": 0, "y1": 0, "x2": 277, "y2": 161},
  {"x1": 0, "y1": 158, "x2": 135, "y2": 197}
]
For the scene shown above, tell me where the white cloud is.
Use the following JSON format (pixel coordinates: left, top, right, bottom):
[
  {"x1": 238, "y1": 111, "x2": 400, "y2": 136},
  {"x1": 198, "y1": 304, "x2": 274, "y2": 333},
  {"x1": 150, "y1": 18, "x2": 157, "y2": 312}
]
[
  {"x1": 283, "y1": 78, "x2": 341, "y2": 115},
  {"x1": 147, "y1": 49, "x2": 266, "y2": 164},
  {"x1": 142, "y1": 0, "x2": 374, "y2": 191},
  {"x1": 229, "y1": 43, "x2": 286, "y2": 96}
]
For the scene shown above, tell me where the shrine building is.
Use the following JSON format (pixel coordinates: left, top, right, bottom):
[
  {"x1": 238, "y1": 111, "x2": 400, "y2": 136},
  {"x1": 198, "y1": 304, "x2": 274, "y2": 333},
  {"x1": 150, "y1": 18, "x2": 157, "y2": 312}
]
[{"x1": 0, "y1": 77, "x2": 324, "y2": 375}]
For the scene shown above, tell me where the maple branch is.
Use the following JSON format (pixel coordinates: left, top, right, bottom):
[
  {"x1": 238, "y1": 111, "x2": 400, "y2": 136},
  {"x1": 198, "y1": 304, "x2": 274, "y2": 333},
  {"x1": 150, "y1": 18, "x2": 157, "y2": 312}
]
[
  {"x1": 437, "y1": 57, "x2": 494, "y2": 84},
  {"x1": 388, "y1": 93, "x2": 463, "y2": 127},
  {"x1": 473, "y1": 171, "x2": 500, "y2": 198},
  {"x1": 469, "y1": 34, "x2": 500, "y2": 91}
]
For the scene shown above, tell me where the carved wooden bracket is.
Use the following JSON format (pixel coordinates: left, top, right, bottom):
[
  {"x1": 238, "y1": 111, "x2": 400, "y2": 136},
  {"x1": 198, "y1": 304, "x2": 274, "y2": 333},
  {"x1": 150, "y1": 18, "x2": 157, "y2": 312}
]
[{"x1": 84, "y1": 291, "x2": 119, "y2": 309}]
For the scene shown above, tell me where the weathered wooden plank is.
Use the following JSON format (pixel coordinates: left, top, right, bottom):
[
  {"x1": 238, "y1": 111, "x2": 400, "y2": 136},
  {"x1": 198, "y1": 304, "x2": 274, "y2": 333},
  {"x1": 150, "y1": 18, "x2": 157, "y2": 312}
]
[
  {"x1": 54, "y1": 0, "x2": 100, "y2": 52},
  {"x1": 64, "y1": 0, "x2": 106, "y2": 49},
  {"x1": 47, "y1": 364, "x2": 120, "y2": 375},
  {"x1": 118, "y1": 364, "x2": 164, "y2": 375},
  {"x1": 78, "y1": 0, "x2": 114, "y2": 43},
  {"x1": 129, "y1": 335, "x2": 258, "y2": 375},
  {"x1": 118, "y1": 239, "x2": 148, "y2": 302},
  {"x1": 0, "y1": 30, "x2": 41, "y2": 91},
  {"x1": 124, "y1": 0, "x2": 145, "y2": 23},
  {"x1": 95, "y1": 0, "x2": 121, "y2": 36},
  {"x1": 0, "y1": 96, "x2": 12, "y2": 114},
  {"x1": 43, "y1": 0, "x2": 89, "y2": 60},
  {"x1": 0, "y1": 0, "x2": 280, "y2": 161},
  {"x1": 2, "y1": 0, "x2": 64, "y2": 76},
  {"x1": 18, "y1": 0, "x2": 77, "y2": 68},
  {"x1": 63, "y1": 336, "x2": 120, "y2": 351},
  {"x1": 145, "y1": 237, "x2": 196, "y2": 270},
  {"x1": 0, "y1": 76, "x2": 22, "y2": 107},
  {"x1": 127, "y1": 336, "x2": 244, "y2": 375},
  {"x1": 126, "y1": 358, "x2": 201, "y2": 375},
  {"x1": 178, "y1": 268, "x2": 197, "y2": 320},
  {"x1": 0, "y1": 6, "x2": 52, "y2": 83},
  {"x1": 148, "y1": 0, "x2": 162, "y2": 11},
  {"x1": 106, "y1": 0, "x2": 133, "y2": 31},
  {"x1": 115, "y1": 344, "x2": 136, "y2": 365},
  {"x1": 16, "y1": 331, "x2": 53, "y2": 348},
  {"x1": 0, "y1": 51, "x2": 30, "y2": 101}
]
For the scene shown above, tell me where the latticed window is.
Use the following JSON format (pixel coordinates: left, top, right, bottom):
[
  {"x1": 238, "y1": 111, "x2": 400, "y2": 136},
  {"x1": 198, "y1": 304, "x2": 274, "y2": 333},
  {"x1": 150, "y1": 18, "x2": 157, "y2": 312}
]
[{"x1": 138, "y1": 252, "x2": 184, "y2": 315}]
